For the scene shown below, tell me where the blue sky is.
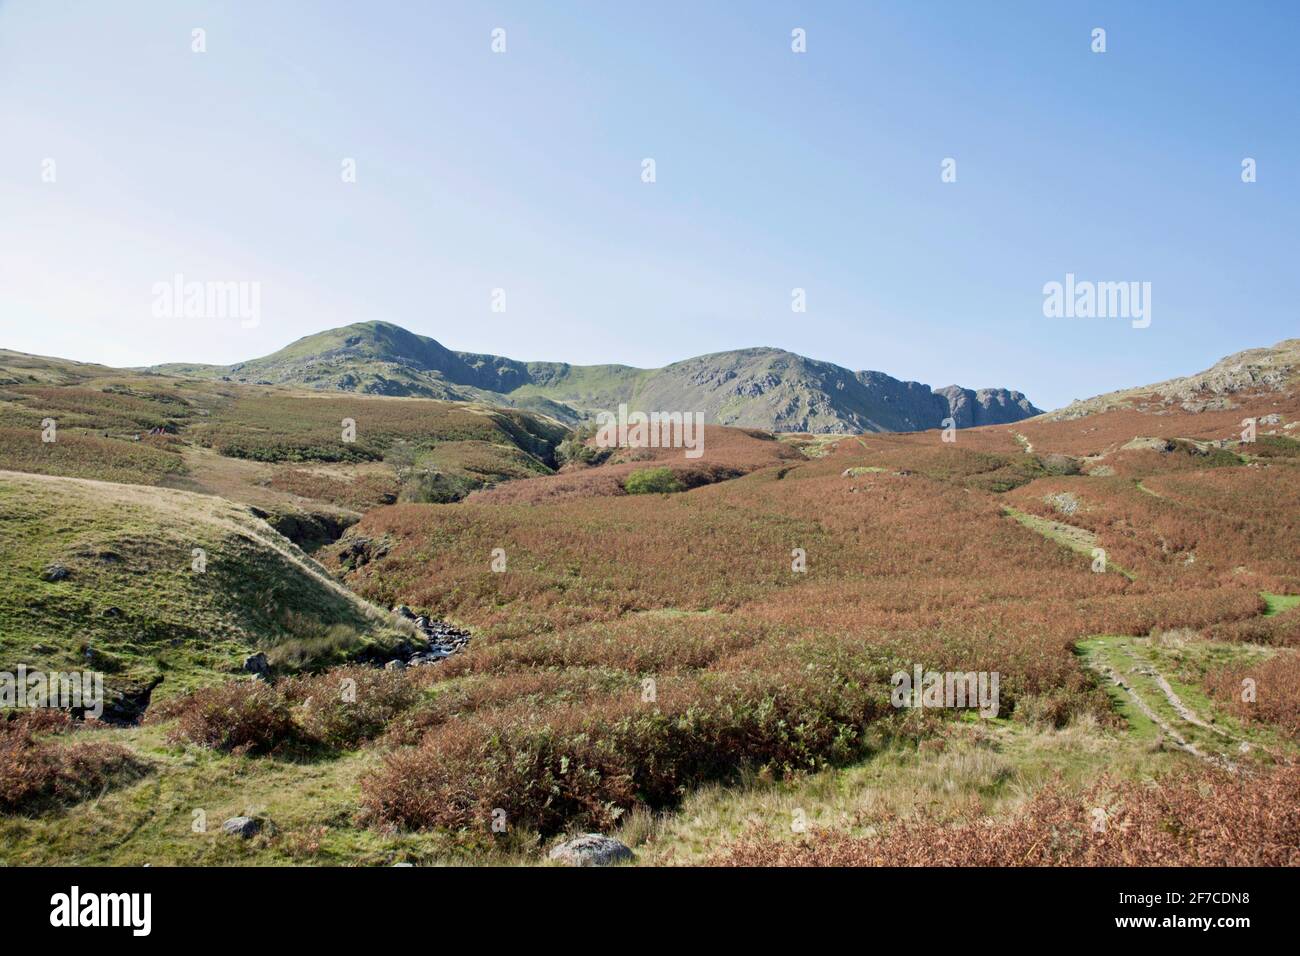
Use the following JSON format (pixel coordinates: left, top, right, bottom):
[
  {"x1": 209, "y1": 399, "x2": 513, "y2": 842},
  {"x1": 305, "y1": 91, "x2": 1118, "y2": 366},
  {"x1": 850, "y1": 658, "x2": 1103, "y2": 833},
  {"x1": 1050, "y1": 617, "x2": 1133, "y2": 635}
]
[{"x1": 1, "y1": 1, "x2": 1296, "y2": 410}]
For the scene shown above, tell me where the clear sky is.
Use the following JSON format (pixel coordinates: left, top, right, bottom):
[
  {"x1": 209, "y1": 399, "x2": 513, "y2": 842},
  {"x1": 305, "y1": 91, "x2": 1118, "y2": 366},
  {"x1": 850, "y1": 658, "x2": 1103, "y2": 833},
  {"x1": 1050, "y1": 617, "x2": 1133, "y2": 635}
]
[{"x1": 1, "y1": 1, "x2": 1296, "y2": 410}]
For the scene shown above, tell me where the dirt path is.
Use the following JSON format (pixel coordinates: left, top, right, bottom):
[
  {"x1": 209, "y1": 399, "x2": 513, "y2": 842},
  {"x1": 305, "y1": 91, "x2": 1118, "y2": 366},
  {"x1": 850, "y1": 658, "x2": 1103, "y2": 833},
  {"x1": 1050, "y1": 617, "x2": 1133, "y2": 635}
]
[
  {"x1": 1082, "y1": 641, "x2": 1239, "y2": 772},
  {"x1": 1135, "y1": 665, "x2": 1242, "y2": 743}
]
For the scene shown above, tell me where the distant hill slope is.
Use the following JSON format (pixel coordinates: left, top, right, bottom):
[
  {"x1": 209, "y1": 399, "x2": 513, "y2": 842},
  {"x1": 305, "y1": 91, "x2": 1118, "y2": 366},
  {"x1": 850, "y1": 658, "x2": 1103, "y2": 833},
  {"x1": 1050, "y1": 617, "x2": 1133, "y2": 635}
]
[
  {"x1": 155, "y1": 321, "x2": 1041, "y2": 433},
  {"x1": 1047, "y1": 339, "x2": 1300, "y2": 421},
  {"x1": 0, "y1": 348, "x2": 568, "y2": 535}
]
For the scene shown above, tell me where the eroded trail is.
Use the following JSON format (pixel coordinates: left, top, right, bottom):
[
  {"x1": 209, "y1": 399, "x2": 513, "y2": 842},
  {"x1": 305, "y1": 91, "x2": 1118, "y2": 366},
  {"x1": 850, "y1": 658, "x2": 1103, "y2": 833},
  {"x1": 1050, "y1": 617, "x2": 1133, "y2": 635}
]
[
  {"x1": 1080, "y1": 637, "x2": 1242, "y2": 772},
  {"x1": 1140, "y1": 666, "x2": 1241, "y2": 742},
  {"x1": 1089, "y1": 658, "x2": 1224, "y2": 767}
]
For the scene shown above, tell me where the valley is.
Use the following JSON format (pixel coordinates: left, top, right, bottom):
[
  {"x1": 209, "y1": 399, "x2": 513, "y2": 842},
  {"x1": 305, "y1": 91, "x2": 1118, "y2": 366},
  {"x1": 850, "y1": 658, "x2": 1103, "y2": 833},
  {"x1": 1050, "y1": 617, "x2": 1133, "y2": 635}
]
[{"x1": 1, "y1": 337, "x2": 1298, "y2": 866}]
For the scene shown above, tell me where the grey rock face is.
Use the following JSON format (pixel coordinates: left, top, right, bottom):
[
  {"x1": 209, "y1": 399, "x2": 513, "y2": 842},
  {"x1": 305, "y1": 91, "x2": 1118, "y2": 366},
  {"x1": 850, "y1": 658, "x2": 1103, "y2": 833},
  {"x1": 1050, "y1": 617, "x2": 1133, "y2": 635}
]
[
  {"x1": 221, "y1": 816, "x2": 262, "y2": 838},
  {"x1": 548, "y1": 834, "x2": 635, "y2": 867},
  {"x1": 933, "y1": 385, "x2": 1042, "y2": 428}
]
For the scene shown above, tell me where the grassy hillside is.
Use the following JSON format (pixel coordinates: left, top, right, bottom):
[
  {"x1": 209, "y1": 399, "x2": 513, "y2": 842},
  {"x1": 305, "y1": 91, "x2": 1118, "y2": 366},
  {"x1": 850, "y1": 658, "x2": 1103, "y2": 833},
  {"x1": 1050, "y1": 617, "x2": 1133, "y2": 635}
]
[{"x1": 0, "y1": 471, "x2": 410, "y2": 711}]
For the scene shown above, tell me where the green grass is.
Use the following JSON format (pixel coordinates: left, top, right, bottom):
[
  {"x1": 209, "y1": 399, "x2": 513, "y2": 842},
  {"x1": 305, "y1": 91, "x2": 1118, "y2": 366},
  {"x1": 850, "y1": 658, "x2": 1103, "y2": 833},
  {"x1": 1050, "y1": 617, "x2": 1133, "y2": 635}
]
[
  {"x1": 0, "y1": 707, "x2": 1188, "y2": 867},
  {"x1": 0, "y1": 428, "x2": 188, "y2": 485},
  {"x1": 1262, "y1": 593, "x2": 1300, "y2": 616},
  {"x1": 622, "y1": 716, "x2": 1187, "y2": 865},
  {"x1": 0, "y1": 352, "x2": 569, "y2": 508},
  {"x1": 0, "y1": 723, "x2": 446, "y2": 865},
  {"x1": 1003, "y1": 506, "x2": 1135, "y2": 578},
  {"x1": 1075, "y1": 634, "x2": 1292, "y2": 758},
  {"x1": 0, "y1": 472, "x2": 408, "y2": 704}
]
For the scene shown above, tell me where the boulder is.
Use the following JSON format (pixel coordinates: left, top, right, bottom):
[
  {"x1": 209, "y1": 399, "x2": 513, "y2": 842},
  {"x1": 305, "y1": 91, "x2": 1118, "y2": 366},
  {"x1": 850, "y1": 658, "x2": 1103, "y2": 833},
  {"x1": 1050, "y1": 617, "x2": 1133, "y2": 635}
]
[
  {"x1": 221, "y1": 816, "x2": 262, "y2": 838},
  {"x1": 1122, "y1": 437, "x2": 1176, "y2": 453},
  {"x1": 547, "y1": 834, "x2": 634, "y2": 867},
  {"x1": 242, "y1": 652, "x2": 270, "y2": 676},
  {"x1": 42, "y1": 563, "x2": 70, "y2": 582}
]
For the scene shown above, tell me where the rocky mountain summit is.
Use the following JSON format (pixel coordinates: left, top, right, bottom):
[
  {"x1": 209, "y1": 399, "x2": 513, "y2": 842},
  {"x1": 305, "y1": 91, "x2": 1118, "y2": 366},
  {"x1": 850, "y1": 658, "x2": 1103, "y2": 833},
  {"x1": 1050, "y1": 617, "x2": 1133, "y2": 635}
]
[{"x1": 155, "y1": 321, "x2": 1041, "y2": 434}]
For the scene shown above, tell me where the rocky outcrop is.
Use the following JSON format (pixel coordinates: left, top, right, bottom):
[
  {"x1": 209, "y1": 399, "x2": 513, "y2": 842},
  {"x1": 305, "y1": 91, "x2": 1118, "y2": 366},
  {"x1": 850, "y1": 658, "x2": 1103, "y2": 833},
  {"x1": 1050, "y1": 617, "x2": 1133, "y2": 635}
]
[
  {"x1": 933, "y1": 385, "x2": 1041, "y2": 428},
  {"x1": 1048, "y1": 339, "x2": 1300, "y2": 421},
  {"x1": 367, "y1": 605, "x2": 472, "y2": 668},
  {"x1": 547, "y1": 834, "x2": 634, "y2": 866}
]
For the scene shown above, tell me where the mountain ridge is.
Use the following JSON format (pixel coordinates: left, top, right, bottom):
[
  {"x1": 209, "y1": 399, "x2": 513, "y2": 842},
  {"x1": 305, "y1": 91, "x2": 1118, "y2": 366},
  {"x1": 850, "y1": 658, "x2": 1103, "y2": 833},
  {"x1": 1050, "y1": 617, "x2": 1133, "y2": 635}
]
[
  {"x1": 154, "y1": 321, "x2": 1042, "y2": 434},
  {"x1": 1046, "y1": 338, "x2": 1300, "y2": 421}
]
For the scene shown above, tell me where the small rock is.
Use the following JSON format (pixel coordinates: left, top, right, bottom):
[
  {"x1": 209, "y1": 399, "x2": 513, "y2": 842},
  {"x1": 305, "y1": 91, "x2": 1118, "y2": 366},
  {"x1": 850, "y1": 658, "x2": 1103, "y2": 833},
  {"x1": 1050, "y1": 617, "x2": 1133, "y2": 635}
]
[
  {"x1": 102, "y1": 606, "x2": 123, "y2": 618},
  {"x1": 42, "y1": 564, "x2": 70, "y2": 582},
  {"x1": 242, "y1": 652, "x2": 270, "y2": 675},
  {"x1": 384, "y1": 659, "x2": 407, "y2": 670},
  {"x1": 393, "y1": 605, "x2": 416, "y2": 620},
  {"x1": 221, "y1": 816, "x2": 262, "y2": 838},
  {"x1": 548, "y1": 834, "x2": 634, "y2": 867}
]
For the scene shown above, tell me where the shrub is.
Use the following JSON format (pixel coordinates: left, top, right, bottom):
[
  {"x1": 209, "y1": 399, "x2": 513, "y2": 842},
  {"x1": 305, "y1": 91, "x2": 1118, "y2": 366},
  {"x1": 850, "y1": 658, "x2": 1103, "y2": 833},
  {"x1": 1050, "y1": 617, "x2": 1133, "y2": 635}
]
[
  {"x1": 1206, "y1": 652, "x2": 1300, "y2": 739},
  {"x1": 0, "y1": 712, "x2": 149, "y2": 813},
  {"x1": 149, "y1": 665, "x2": 426, "y2": 753},
  {"x1": 1202, "y1": 610, "x2": 1300, "y2": 647},
  {"x1": 162, "y1": 680, "x2": 298, "y2": 754},
  {"x1": 398, "y1": 469, "x2": 479, "y2": 503},
  {"x1": 283, "y1": 666, "x2": 421, "y2": 748},
  {"x1": 360, "y1": 653, "x2": 898, "y2": 835},
  {"x1": 1249, "y1": 434, "x2": 1300, "y2": 458},
  {"x1": 622, "y1": 467, "x2": 684, "y2": 495}
]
